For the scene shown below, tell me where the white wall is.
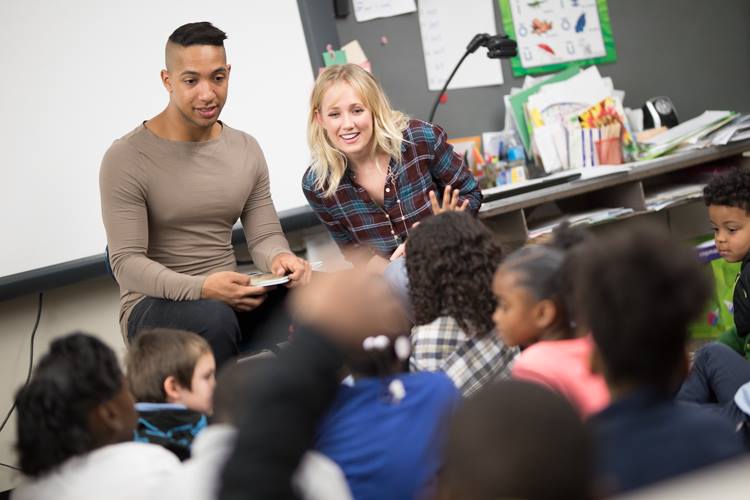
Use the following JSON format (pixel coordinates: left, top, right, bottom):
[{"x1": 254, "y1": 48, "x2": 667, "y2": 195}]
[
  {"x1": 0, "y1": 277, "x2": 123, "y2": 492},
  {"x1": 0, "y1": 0, "x2": 314, "y2": 279}
]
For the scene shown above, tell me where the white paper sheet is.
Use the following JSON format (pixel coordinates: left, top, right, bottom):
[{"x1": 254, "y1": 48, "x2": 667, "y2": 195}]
[
  {"x1": 353, "y1": 0, "x2": 416, "y2": 22},
  {"x1": 418, "y1": 0, "x2": 504, "y2": 91}
]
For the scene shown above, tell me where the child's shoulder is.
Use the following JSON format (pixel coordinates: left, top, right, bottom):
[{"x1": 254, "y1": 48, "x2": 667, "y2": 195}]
[{"x1": 404, "y1": 371, "x2": 461, "y2": 399}]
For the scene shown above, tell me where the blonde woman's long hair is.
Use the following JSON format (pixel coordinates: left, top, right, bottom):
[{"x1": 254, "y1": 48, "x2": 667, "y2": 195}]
[{"x1": 308, "y1": 64, "x2": 409, "y2": 197}]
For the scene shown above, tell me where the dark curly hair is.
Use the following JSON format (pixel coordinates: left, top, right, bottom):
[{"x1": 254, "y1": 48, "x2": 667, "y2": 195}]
[
  {"x1": 406, "y1": 211, "x2": 502, "y2": 337},
  {"x1": 574, "y1": 224, "x2": 711, "y2": 391},
  {"x1": 498, "y1": 222, "x2": 590, "y2": 336},
  {"x1": 703, "y1": 167, "x2": 750, "y2": 212},
  {"x1": 15, "y1": 332, "x2": 123, "y2": 477}
]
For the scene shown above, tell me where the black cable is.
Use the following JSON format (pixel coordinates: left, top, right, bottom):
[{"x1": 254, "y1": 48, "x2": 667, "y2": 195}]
[
  {"x1": 0, "y1": 461, "x2": 20, "y2": 471},
  {"x1": 427, "y1": 33, "x2": 517, "y2": 124},
  {"x1": 428, "y1": 50, "x2": 472, "y2": 124},
  {"x1": 0, "y1": 292, "x2": 43, "y2": 435}
]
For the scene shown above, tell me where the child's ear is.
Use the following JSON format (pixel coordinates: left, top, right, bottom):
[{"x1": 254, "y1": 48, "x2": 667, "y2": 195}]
[
  {"x1": 163, "y1": 375, "x2": 183, "y2": 404},
  {"x1": 533, "y1": 299, "x2": 558, "y2": 330},
  {"x1": 89, "y1": 401, "x2": 126, "y2": 445}
]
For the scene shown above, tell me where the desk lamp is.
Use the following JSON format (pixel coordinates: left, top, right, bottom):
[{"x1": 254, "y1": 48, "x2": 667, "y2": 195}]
[{"x1": 428, "y1": 33, "x2": 518, "y2": 124}]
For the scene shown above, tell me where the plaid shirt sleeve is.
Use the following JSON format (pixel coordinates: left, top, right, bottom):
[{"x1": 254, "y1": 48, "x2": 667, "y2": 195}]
[
  {"x1": 410, "y1": 316, "x2": 519, "y2": 398},
  {"x1": 302, "y1": 169, "x2": 355, "y2": 247},
  {"x1": 423, "y1": 121, "x2": 483, "y2": 215}
]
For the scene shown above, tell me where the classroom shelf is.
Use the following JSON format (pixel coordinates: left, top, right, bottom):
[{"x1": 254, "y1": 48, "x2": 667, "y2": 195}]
[{"x1": 478, "y1": 140, "x2": 750, "y2": 247}]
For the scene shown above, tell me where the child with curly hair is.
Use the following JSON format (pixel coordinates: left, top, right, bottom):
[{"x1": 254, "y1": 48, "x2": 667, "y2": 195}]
[
  {"x1": 704, "y1": 167, "x2": 750, "y2": 358},
  {"x1": 406, "y1": 211, "x2": 518, "y2": 397},
  {"x1": 491, "y1": 224, "x2": 609, "y2": 417}
]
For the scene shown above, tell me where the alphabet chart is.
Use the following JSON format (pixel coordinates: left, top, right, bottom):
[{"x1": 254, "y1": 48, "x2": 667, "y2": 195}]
[{"x1": 499, "y1": 0, "x2": 617, "y2": 76}]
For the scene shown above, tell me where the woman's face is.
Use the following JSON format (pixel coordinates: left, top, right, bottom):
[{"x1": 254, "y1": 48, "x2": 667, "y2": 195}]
[{"x1": 316, "y1": 81, "x2": 374, "y2": 162}]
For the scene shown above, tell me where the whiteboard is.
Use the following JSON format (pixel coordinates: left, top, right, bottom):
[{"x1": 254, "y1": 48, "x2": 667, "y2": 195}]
[{"x1": 0, "y1": 0, "x2": 314, "y2": 279}]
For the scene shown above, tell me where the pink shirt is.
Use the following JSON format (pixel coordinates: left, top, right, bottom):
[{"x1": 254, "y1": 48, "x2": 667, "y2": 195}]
[{"x1": 511, "y1": 336, "x2": 610, "y2": 418}]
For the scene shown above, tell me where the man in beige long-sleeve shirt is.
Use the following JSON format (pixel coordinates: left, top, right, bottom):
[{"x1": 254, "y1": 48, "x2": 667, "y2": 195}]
[{"x1": 100, "y1": 22, "x2": 311, "y2": 365}]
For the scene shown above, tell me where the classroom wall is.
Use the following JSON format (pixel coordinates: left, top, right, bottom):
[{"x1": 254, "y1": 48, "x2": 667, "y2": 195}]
[
  {"x1": 332, "y1": 0, "x2": 750, "y2": 139},
  {"x1": 0, "y1": 277, "x2": 123, "y2": 491},
  {"x1": 1, "y1": 0, "x2": 748, "y2": 491}
]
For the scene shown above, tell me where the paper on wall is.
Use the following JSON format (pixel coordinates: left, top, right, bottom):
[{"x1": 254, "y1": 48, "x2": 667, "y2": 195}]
[
  {"x1": 342, "y1": 40, "x2": 369, "y2": 65},
  {"x1": 418, "y1": 0, "x2": 504, "y2": 91},
  {"x1": 353, "y1": 0, "x2": 416, "y2": 22}
]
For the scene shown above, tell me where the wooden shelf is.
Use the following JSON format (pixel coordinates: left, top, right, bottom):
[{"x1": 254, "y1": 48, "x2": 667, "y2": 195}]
[{"x1": 478, "y1": 140, "x2": 750, "y2": 246}]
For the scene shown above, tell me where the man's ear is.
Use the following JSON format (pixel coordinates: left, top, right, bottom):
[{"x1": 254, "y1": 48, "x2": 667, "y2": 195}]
[
  {"x1": 161, "y1": 69, "x2": 173, "y2": 93},
  {"x1": 163, "y1": 375, "x2": 182, "y2": 403},
  {"x1": 533, "y1": 299, "x2": 557, "y2": 330}
]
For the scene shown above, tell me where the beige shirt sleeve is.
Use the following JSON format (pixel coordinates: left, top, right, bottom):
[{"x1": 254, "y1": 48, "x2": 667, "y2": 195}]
[
  {"x1": 241, "y1": 139, "x2": 292, "y2": 271},
  {"x1": 99, "y1": 142, "x2": 205, "y2": 300}
]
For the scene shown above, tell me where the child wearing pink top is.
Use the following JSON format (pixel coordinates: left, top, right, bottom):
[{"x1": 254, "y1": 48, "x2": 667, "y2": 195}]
[{"x1": 492, "y1": 225, "x2": 609, "y2": 417}]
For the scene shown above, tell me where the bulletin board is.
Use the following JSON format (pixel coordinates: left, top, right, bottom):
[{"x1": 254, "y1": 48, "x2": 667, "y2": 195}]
[{"x1": 498, "y1": 0, "x2": 617, "y2": 76}]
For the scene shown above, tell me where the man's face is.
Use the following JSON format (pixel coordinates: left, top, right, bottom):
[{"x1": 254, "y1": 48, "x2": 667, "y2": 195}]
[{"x1": 162, "y1": 44, "x2": 230, "y2": 131}]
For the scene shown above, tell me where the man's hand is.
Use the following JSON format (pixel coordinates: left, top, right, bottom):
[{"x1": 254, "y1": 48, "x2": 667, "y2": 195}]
[
  {"x1": 429, "y1": 185, "x2": 469, "y2": 214},
  {"x1": 201, "y1": 271, "x2": 268, "y2": 312},
  {"x1": 271, "y1": 252, "x2": 312, "y2": 287}
]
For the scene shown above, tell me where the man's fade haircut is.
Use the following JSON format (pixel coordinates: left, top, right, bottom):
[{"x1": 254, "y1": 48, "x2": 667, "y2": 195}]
[
  {"x1": 703, "y1": 167, "x2": 750, "y2": 213},
  {"x1": 126, "y1": 328, "x2": 212, "y2": 403},
  {"x1": 168, "y1": 22, "x2": 227, "y2": 47}
]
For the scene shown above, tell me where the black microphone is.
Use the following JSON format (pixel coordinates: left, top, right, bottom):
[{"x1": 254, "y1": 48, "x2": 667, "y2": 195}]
[
  {"x1": 466, "y1": 33, "x2": 491, "y2": 53},
  {"x1": 428, "y1": 32, "x2": 518, "y2": 123},
  {"x1": 486, "y1": 35, "x2": 518, "y2": 59}
]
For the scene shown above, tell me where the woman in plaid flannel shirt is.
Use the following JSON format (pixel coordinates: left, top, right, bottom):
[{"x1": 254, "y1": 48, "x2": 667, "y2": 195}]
[{"x1": 302, "y1": 64, "x2": 482, "y2": 274}]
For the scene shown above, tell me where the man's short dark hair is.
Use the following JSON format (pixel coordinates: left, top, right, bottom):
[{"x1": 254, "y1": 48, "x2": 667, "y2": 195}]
[
  {"x1": 703, "y1": 167, "x2": 750, "y2": 213},
  {"x1": 574, "y1": 224, "x2": 711, "y2": 391},
  {"x1": 169, "y1": 22, "x2": 227, "y2": 47}
]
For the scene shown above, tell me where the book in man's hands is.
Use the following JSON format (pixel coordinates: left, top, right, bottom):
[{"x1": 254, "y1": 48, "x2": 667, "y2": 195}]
[{"x1": 248, "y1": 272, "x2": 289, "y2": 287}]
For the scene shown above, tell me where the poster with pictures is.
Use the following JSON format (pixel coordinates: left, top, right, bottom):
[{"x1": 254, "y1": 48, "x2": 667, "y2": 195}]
[{"x1": 499, "y1": 0, "x2": 617, "y2": 76}]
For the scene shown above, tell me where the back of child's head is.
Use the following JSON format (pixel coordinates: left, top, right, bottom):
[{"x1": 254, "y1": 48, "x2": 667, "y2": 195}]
[
  {"x1": 126, "y1": 328, "x2": 212, "y2": 403},
  {"x1": 212, "y1": 354, "x2": 275, "y2": 425},
  {"x1": 703, "y1": 167, "x2": 750, "y2": 212},
  {"x1": 574, "y1": 224, "x2": 711, "y2": 392},
  {"x1": 406, "y1": 211, "x2": 503, "y2": 337},
  {"x1": 496, "y1": 222, "x2": 589, "y2": 335},
  {"x1": 15, "y1": 332, "x2": 127, "y2": 477},
  {"x1": 442, "y1": 380, "x2": 593, "y2": 500}
]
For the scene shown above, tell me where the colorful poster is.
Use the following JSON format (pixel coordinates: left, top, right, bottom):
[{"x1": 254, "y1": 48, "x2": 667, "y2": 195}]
[{"x1": 498, "y1": 0, "x2": 617, "y2": 76}]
